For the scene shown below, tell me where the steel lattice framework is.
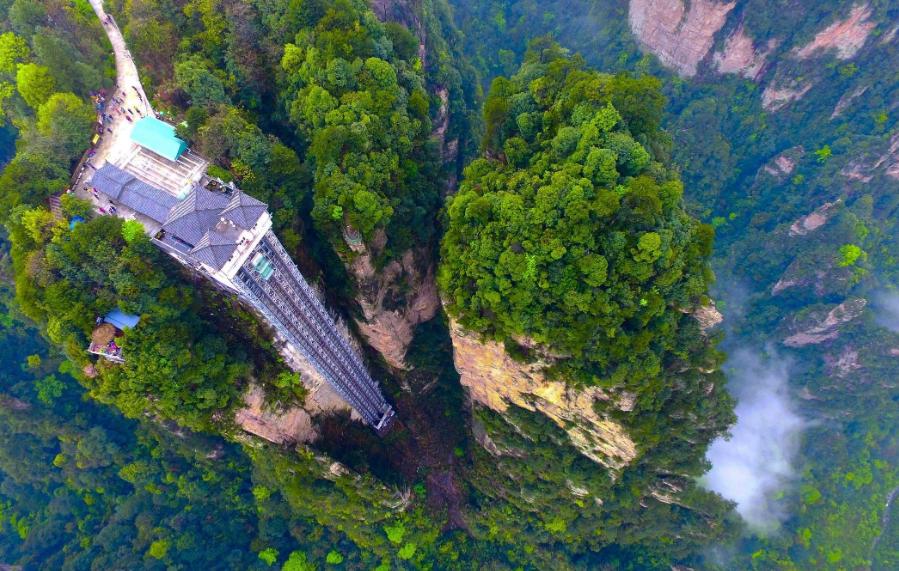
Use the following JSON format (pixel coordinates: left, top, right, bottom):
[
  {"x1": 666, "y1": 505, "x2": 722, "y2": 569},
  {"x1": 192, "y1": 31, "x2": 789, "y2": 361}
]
[{"x1": 236, "y1": 231, "x2": 394, "y2": 429}]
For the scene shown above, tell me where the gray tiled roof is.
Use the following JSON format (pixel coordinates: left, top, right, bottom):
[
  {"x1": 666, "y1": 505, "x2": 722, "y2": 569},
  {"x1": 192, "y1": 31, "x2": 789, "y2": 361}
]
[
  {"x1": 93, "y1": 163, "x2": 269, "y2": 272},
  {"x1": 189, "y1": 228, "x2": 240, "y2": 269},
  {"x1": 221, "y1": 191, "x2": 267, "y2": 229},
  {"x1": 161, "y1": 187, "x2": 231, "y2": 246},
  {"x1": 159, "y1": 185, "x2": 268, "y2": 271},
  {"x1": 91, "y1": 164, "x2": 178, "y2": 223}
]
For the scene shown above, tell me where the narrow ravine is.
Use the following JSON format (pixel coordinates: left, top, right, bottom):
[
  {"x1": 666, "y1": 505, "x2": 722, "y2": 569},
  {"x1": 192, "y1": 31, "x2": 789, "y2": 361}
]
[{"x1": 868, "y1": 484, "x2": 899, "y2": 562}]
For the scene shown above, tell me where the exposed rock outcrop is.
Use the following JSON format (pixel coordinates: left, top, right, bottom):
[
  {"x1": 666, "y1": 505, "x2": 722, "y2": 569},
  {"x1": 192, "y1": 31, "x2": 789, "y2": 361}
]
[
  {"x1": 879, "y1": 133, "x2": 899, "y2": 181},
  {"x1": 449, "y1": 320, "x2": 637, "y2": 469},
  {"x1": 348, "y1": 236, "x2": 440, "y2": 369},
  {"x1": 841, "y1": 131, "x2": 899, "y2": 182},
  {"x1": 783, "y1": 298, "x2": 867, "y2": 347},
  {"x1": 344, "y1": 0, "x2": 465, "y2": 368},
  {"x1": 449, "y1": 302, "x2": 724, "y2": 468},
  {"x1": 771, "y1": 276, "x2": 803, "y2": 295},
  {"x1": 761, "y1": 147, "x2": 804, "y2": 180},
  {"x1": 824, "y1": 346, "x2": 862, "y2": 378},
  {"x1": 236, "y1": 384, "x2": 317, "y2": 444},
  {"x1": 693, "y1": 304, "x2": 724, "y2": 331},
  {"x1": 713, "y1": 25, "x2": 776, "y2": 79},
  {"x1": 831, "y1": 85, "x2": 869, "y2": 118},
  {"x1": 789, "y1": 200, "x2": 841, "y2": 237},
  {"x1": 0, "y1": 394, "x2": 30, "y2": 411},
  {"x1": 628, "y1": 0, "x2": 736, "y2": 77},
  {"x1": 762, "y1": 81, "x2": 812, "y2": 111},
  {"x1": 771, "y1": 264, "x2": 854, "y2": 298},
  {"x1": 794, "y1": 4, "x2": 875, "y2": 60},
  {"x1": 235, "y1": 349, "x2": 353, "y2": 444},
  {"x1": 883, "y1": 24, "x2": 899, "y2": 45},
  {"x1": 753, "y1": 4, "x2": 875, "y2": 113}
]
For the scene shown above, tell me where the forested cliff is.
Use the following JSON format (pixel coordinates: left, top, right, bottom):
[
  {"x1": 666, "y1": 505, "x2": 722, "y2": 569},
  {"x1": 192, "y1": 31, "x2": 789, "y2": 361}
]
[
  {"x1": 0, "y1": 0, "x2": 895, "y2": 569},
  {"x1": 450, "y1": 0, "x2": 899, "y2": 568}
]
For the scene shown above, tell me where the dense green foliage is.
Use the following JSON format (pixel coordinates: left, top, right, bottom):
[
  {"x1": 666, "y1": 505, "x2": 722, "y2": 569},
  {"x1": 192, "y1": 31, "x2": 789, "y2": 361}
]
[
  {"x1": 0, "y1": 0, "x2": 112, "y2": 219},
  {"x1": 447, "y1": 0, "x2": 899, "y2": 568},
  {"x1": 441, "y1": 41, "x2": 714, "y2": 393},
  {"x1": 438, "y1": 40, "x2": 737, "y2": 566},
  {"x1": 7, "y1": 0, "x2": 894, "y2": 568},
  {"x1": 112, "y1": 0, "x2": 478, "y2": 264},
  {"x1": 0, "y1": 283, "x2": 428, "y2": 569},
  {"x1": 10, "y1": 210, "x2": 252, "y2": 430},
  {"x1": 278, "y1": 3, "x2": 437, "y2": 247}
]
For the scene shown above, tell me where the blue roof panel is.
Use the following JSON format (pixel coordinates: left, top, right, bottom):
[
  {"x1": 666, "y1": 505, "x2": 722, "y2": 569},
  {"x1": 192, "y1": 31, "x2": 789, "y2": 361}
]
[
  {"x1": 105, "y1": 309, "x2": 140, "y2": 330},
  {"x1": 130, "y1": 117, "x2": 187, "y2": 162}
]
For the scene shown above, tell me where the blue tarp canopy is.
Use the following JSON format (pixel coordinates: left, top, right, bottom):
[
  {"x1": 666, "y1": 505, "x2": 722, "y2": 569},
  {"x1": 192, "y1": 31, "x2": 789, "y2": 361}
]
[
  {"x1": 104, "y1": 309, "x2": 140, "y2": 330},
  {"x1": 130, "y1": 117, "x2": 187, "y2": 162}
]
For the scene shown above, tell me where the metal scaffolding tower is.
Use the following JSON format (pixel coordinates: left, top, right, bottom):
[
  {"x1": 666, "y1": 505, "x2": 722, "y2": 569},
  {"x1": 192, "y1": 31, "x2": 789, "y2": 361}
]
[{"x1": 236, "y1": 231, "x2": 394, "y2": 429}]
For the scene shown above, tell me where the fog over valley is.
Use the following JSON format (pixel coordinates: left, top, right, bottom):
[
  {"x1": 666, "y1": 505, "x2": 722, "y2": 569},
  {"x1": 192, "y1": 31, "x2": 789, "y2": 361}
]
[{"x1": 705, "y1": 349, "x2": 805, "y2": 531}]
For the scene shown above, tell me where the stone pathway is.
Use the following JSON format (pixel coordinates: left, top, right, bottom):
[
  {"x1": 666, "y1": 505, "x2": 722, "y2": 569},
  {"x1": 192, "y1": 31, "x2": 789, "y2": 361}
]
[{"x1": 72, "y1": 1, "x2": 155, "y2": 207}]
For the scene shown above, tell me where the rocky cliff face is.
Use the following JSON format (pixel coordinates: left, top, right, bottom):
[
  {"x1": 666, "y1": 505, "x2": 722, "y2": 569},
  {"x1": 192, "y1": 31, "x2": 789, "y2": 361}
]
[
  {"x1": 842, "y1": 132, "x2": 899, "y2": 183},
  {"x1": 792, "y1": 4, "x2": 875, "y2": 61},
  {"x1": 783, "y1": 298, "x2": 867, "y2": 348},
  {"x1": 629, "y1": 1, "x2": 880, "y2": 112},
  {"x1": 628, "y1": 0, "x2": 736, "y2": 77},
  {"x1": 332, "y1": 0, "x2": 464, "y2": 369},
  {"x1": 449, "y1": 319, "x2": 638, "y2": 469},
  {"x1": 235, "y1": 344, "x2": 355, "y2": 445},
  {"x1": 713, "y1": 24, "x2": 776, "y2": 79},
  {"x1": 448, "y1": 304, "x2": 725, "y2": 468},
  {"x1": 346, "y1": 231, "x2": 440, "y2": 369}
]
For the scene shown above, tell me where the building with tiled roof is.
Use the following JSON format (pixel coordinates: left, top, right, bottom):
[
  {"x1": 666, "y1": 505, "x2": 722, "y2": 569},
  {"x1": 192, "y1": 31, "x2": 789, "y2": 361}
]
[
  {"x1": 90, "y1": 119, "x2": 394, "y2": 431},
  {"x1": 92, "y1": 164, "x2": 178, "y2": 223}
]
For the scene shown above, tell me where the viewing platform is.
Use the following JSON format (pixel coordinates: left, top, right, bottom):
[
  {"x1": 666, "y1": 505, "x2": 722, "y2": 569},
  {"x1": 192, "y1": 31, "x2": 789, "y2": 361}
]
[{"x1": 87, "y1": 310, "x2": 140, "y2": 364}]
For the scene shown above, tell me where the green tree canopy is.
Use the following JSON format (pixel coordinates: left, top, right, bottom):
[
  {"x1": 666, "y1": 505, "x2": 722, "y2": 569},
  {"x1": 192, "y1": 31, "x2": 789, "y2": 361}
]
[
  {"x1": 174, "y1": 55, "x2": 229, "y2": 107},
  {"x1": 278, "y1": 3, "x2": 438, "y2": 251},
  {"x1": 35, "y1": 92, "x2": 94, "y2": 162},
  {"x1": 0, "y1": 32, "x2": 29, "y2": 74},
  {"x1": 440, "y1": 41, "x2": 714, "y2": 392},
  {"x1": 15, "y1": 62, "x2": 55, "y2": 108}
]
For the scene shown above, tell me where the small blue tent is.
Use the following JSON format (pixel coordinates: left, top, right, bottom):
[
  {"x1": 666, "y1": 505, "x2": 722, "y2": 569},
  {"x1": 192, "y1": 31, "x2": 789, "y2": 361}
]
[{"x1": 104, "y1": 309, "x2": 140, "y2": 330}]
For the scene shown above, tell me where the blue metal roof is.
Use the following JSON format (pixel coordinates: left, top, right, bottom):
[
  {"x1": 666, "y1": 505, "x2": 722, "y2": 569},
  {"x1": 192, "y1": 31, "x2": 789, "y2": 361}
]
[
  {"x1": 104, "y1": 309, "x2": 140, "y2": 330},
  {"x1": 130, "y1": 117, "x2": 187, "y2": 162}
]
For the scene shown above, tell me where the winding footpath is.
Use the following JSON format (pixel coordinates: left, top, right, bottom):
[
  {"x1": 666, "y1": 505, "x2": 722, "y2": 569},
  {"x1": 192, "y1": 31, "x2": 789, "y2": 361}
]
[
  {"x1": 86, "y1": 0, "x2": 152, "y2": 166},
  {"x1": 74, "y1": 1, "x2": 154, "y2": 199},
  {"x1": 88, "y1": 0, "x2": 152, "y2": 115}
]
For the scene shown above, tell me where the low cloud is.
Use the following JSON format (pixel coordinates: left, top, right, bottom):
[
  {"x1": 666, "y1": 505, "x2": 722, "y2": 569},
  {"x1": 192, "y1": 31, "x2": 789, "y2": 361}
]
[
  {"x1": 704, "y1": 349, "x2": 805, "y2": 532},
  {"x1": 873, "y1": 290, "x2": 899, "y2": 333}
]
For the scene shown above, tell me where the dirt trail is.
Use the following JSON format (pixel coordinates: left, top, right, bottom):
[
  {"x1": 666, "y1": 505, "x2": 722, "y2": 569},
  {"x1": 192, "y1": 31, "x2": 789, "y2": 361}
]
[
  {"x1": 80, "y1": 1, "x2": 152, "y2": 177},
  {"x1": 88, "y1": 0, "x2": 152, "y2": 112}
]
